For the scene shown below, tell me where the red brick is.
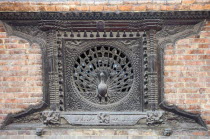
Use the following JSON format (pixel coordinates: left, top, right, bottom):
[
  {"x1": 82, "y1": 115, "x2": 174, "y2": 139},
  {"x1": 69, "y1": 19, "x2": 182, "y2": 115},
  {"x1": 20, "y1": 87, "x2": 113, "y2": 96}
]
[
  {"x1": 118, "y1": 5, "x2": 132, "y2": 11},
  {"x1": 16, "y1": 104, "x2": 29, "y2": 109},
  {"x1": 38, "y1": 5, "x2": 56, "y2": 11},
  {"x1": 205, "y1": 50, "x2": 210, "y2": 54},
  {"x1": 164, "y1": 55, "x2": 177, "y2": 60},
  {"x1": 191, "y1": 38, "x2": 210, "y2": 43},
  {"x1": 165, "y1": 77, "x2": 177, "y2": 82},
  {"x1": 164, "y1": 61, "x2": 185, "y2": 66},
  {"x1": 3, "y1": 77, "x2": 23, "y2": 82},
  {"x1": 190, "y1": 4, "x2": 204, "y2": 10},
  {"x1": 89, "y1": 5, "x2": 104, "y2": 11},
  {"x1": 175, "y1": 5, "x2": 190, "y2": 10},
  {"x1": 204, "y1": 4, "x2": 210, "y2": 10},
  {"x1": 198, "y1": 55, "x2": 210, "y2": 59},
  {"x1": 103, "y1": 6, "x2": 117, "y2": 11},
  {"x1": 204, "y1": 105, "x2": 210, "y2": 109},
  {"x1": 176, "y1": 39, "x2": 190, "y2": 45},
  {"x1": 9, "y1": 50, "x2": 26, "y2": 54},
  {"x1": 55, "y1": 5, "x2": 70, "y2": 11},
  {"x1": 160, "y1": 5, "x2": 175, "y2": 11},
  {"x1": 178, "y1": 77, "x2": 198, "y2": 82},
  {"x1": 14, "y1": 93, "x2": 30, "y2": 98},
  {"x1": 187, "y1": 105, "x2": 201, "y2": 110},
  {"x1": 146, "y1": 4, "x2": 161, "y2": 11},
  {"x1": 186, "y1": 50, "x2": 204, "y2": 54},
  {"x1": 30, "y1": 93, "x2": 42, "y2": 97},
  {"x1": 198, "y1": 44, "x2": 210, "y2": 48},
  {"x1": 201, "y1": 66, "x2": 210, "y2": 71},
  {"x1": 176, "y1": 44, "x2": 192, "y2": 49},
  {"x1": 5, "y1": 44, "x2": 25, "y2": 49},
  {"x1": 165, "y1": 88, "x2": 176, "y2": 94},
  {"x1": 132, "y1": 5, "x2": 147, "y2": 11},
  {"x1": 0, "y1": 27, "x2": 5, "y2": 32},
  {"x1": 185, "y1": 61, "x2": 205, "y2": 65},
  {"x1": 182, "y1": 0, "x2": 196, "y2": 4},
  {"x1": 177, "y1": 55, "x2": 197, "y2": 60},
  {"x1": 69, "y1": 6, "x2": 76, "y2": 11},
  {"x1": 5, "y1": 98, "x2": 23, "y2": 103},
  {"x1": 186, "y1": 94, "x2": 201, "y2": 98},
  {"x1": 75, "y1": 5, "x2": 90, "y2": 11},
  {"x1": 66, "y1": 1, "x2": 80, "y2": 5},
  {"x1": 192, "y1": 131, "x2": 207, "y2": 136},
  {"x1": 0, "y1": 45, "x2": 5, "y2": 49},
  {"x1": 0, "y1": 33, "x2": 7, "y2": 38}
]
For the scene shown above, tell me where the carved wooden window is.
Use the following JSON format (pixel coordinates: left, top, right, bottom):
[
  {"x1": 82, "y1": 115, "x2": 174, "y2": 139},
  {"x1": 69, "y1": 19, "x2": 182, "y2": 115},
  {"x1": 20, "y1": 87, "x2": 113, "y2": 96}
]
[{"x1": 0, "y1": 11, "x2": 208, "y2": 130}]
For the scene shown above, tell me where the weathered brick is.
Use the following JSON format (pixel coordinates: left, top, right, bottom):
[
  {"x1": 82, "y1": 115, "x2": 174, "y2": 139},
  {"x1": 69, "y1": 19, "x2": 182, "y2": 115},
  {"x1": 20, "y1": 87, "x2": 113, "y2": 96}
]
[
  {"x1": 204, "y1": 4, "x2": 210, "y2": 10},
  {"x1": 198, "y1": 44, "x2": 210, "y2": 48},
  {"x1": 146, "y1": 4, "x2": 161, "y2": 11},
  {"x1": 191, "y1": 38, "x2": 210, "y2": 43},
  {"x1": 89, "y1": 5, "x2": 104, "y2": 11},
  {"x1": 182, "y1": 0, "x2": 196, "y2": 4},
  {"x1": 104, "y1": 6, "x2": 117, "y2": 11},
  {"x1": 118, "y1": 5, "x2": 132, "y2": 11},
  {"x1": 55, "y1": 5, "x2": 70, "y2": 11},
  {"x1": 175, "y1": 4, "x2": 190, "y2": 10},
  {"x1": 190, "y1": 4, "x2": 204, "y2": 10},
  {"x1": 132, "y1": 5, "x2": 147, "y2": 11},
  {"x1": 160, "y1": 5, "x2": 175, "y2": 11},
  {"x1": 198, "y1": 55, "x2": 210, "y2": 59},
  {"x1": 38, "y1": 5, "x2": 56, "y2": 11}
]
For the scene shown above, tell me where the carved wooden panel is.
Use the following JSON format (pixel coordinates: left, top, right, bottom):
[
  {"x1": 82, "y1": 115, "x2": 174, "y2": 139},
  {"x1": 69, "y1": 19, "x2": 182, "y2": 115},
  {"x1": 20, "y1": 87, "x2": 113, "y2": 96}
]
[{"x1": 0, "y1": 11, "x2": 208, "y2": 130}]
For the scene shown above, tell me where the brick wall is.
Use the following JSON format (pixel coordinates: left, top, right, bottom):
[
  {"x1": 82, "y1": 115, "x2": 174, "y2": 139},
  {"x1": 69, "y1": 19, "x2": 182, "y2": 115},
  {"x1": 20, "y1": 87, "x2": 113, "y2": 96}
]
[
  {"x1": 164, "y1": 21, "x2": 210, "y2": 126},
  {"x1": 0, "y1": 0, "x2": 210, "y2": 133},
  {"x1": 0, "y1": 23, "x2": 43, "y2": 123},
  {"x1": 0, "y1": 0, "x2": 209, "y2": 12}
]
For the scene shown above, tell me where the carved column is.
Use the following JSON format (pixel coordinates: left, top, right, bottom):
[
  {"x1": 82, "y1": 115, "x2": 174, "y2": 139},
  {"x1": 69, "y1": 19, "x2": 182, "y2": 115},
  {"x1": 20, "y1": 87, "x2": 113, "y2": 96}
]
[
  {"x1": 47, "y1": 31, "x2": 60, "y2": 111},
  {"x1": 147, "y1": 30, "x2": 159, "y2": 111}
]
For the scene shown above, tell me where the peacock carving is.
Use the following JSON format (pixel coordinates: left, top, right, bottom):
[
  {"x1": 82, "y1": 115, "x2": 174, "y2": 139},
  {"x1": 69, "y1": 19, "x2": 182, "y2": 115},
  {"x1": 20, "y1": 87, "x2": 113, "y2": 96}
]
[
  {"x1": 73, "y1": 45, "x2": 134, "y2": 105},
  {"x1": 97, "y1": 72, "x2": 109, "y2": 102}
]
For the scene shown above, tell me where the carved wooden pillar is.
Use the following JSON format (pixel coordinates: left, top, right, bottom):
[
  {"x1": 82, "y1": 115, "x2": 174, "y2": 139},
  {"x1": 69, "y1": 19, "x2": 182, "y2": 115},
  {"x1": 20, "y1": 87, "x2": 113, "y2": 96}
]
[
  {"x1": 147, "y1": 30, "x2": 159, "y2": 111},
  {"x1": 46, "y1": 31, "x2": 59, "y2": 111}
]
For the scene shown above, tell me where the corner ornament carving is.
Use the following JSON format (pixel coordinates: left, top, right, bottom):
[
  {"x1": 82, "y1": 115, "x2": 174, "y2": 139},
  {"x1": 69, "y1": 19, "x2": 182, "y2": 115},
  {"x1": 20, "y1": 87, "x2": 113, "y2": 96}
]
[
  {"x1": 42, "y1": 111, "x2": 61, "y2": 126},
  {"x1": 1, "y1": 21, "x2": 47, "y2": 47},
  {"x1": 156, "y1": 21, "x2": 204, "y2": 49}
]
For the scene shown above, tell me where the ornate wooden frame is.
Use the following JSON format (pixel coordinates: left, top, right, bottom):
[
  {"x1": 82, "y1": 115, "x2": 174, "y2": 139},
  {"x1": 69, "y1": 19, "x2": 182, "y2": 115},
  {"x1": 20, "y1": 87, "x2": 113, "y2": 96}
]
[{"x1": 0, "y1": 11, "x2": 209, "y2": 129}]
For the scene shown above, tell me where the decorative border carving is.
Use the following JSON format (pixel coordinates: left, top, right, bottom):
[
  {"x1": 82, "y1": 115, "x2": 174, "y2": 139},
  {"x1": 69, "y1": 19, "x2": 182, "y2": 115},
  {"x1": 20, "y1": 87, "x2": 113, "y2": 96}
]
[{"x1": 0, "y1": 11, "x2": 209, "y2": 20}]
